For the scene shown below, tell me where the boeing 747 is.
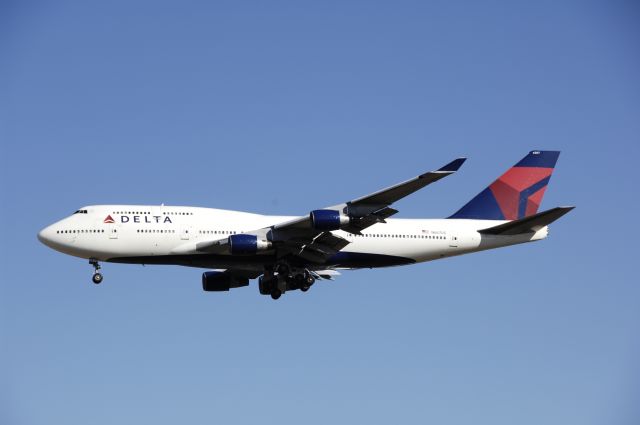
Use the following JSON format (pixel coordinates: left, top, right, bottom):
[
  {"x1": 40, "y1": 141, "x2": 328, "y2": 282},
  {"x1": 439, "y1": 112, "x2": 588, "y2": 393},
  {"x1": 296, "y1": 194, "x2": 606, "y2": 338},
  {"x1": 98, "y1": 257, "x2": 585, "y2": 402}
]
[{"x1": 38, "y1": 151, "x2": 573, "y2": 299}]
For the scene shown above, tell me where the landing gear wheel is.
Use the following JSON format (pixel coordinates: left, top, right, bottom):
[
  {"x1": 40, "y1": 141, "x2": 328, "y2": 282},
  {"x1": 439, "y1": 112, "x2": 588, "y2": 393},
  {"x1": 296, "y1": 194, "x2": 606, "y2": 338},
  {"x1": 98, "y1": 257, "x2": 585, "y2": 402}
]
[
  {"x1": 270, "y1": 289, "x2": 282, "y2": 300},
  {"x1": 300, "y1": 273, "x2": 315, "y2": 292},
  {"x1": 89, "y1": 259, "x2": 102, "y2": 284}
]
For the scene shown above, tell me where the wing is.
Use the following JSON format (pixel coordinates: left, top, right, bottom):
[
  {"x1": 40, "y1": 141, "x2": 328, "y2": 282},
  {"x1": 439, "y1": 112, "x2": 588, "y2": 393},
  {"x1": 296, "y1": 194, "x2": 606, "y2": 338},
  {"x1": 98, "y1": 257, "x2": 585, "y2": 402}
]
[
  {"x1": 177, "y1": 157, "x2": 465, "y2": 267},
  {"x1": 266, "y1": 157, "x2": 466, "y2": 263}
]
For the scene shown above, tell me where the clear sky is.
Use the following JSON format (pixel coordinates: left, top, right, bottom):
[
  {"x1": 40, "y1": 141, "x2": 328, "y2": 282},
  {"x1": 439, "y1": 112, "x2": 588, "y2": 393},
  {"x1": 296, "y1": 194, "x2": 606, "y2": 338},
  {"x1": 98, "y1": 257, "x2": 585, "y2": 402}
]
[{"x1": 1, "y1": 1, "x2": 639, "y2": 424}]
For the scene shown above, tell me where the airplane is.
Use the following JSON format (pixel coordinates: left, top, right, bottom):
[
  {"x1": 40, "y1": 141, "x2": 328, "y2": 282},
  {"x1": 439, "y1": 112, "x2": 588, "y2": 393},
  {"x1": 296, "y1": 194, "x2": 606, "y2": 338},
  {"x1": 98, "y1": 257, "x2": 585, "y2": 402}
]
[{"x1": 37, "y1": 150, "x2": 573, "y2": 300}]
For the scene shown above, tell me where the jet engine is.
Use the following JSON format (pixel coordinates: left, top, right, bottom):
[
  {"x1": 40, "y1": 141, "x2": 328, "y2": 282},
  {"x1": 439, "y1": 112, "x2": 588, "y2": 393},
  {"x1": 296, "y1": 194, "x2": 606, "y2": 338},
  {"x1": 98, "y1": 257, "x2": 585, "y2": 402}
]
[
  {"x1": 309, "y1": 209, "x2": 350, "y2": 230},
  {"x1": 202, "y1": 271, "x2": 249, "y2": 291},
  {"x1": 228, "y1": 234, "x2": 272, "y2": 255}
]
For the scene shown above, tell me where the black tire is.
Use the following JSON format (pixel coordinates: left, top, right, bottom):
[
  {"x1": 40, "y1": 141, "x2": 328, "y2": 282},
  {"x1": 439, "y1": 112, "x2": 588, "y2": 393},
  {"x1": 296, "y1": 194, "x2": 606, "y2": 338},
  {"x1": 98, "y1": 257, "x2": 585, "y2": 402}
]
[
  {"x1": 259, "y1": 276, "x2": 274, "y2": 295},
  {"x1": 270, "y1": 289, "x2": 282, "y2": 300},
  {"x1": 92, "y1": 273, "x2": 103, "y2": 284},
  {"x1": 277, "y1": 264, "x2": 290, "y2": 276}
]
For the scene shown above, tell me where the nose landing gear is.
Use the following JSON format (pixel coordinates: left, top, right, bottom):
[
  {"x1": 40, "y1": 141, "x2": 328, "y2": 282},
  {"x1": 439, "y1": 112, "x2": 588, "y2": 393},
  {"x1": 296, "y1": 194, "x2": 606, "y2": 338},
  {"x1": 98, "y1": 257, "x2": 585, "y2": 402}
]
[{"x1": 89, "y1": 259, "x2": 103, "y2": 284}]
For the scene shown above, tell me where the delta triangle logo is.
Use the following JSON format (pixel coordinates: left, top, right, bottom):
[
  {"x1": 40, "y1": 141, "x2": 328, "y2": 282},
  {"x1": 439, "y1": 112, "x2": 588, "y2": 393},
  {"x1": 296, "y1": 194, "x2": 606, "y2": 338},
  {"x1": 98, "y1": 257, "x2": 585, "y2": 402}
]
[{"x1": 104, "y1": 215, "x2": 115, "y2": 224}]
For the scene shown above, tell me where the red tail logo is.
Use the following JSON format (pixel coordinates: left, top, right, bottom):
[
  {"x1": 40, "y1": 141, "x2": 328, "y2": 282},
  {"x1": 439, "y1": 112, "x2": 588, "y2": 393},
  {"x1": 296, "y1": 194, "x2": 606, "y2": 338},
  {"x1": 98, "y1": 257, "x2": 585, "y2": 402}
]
[{"x1": 103, "y1": 215, "x2": 115, "y2": 224}]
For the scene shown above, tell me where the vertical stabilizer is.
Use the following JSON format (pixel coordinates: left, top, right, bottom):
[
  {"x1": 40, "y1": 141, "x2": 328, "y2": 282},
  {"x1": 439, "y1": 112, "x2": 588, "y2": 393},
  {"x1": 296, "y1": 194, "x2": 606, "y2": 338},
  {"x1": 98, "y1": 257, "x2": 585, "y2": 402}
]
[{"x1": 449, "y1": 151, "x2": 560, "y2": 220}]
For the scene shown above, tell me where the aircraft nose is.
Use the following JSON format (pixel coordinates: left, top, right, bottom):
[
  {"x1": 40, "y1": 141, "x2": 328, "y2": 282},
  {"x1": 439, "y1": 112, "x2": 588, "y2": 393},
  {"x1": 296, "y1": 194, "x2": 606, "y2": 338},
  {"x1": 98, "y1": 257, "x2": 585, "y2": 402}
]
[{"x1": 37, "y1": 224, "x2": 55, "y2": 246}]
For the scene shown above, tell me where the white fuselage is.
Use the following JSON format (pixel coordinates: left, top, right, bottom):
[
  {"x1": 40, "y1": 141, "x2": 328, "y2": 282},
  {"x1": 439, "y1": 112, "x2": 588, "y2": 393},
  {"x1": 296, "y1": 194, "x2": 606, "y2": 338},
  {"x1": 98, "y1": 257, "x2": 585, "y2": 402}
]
[{"x1": 38, "y1": 205, "x2": 547, "y2": 271}]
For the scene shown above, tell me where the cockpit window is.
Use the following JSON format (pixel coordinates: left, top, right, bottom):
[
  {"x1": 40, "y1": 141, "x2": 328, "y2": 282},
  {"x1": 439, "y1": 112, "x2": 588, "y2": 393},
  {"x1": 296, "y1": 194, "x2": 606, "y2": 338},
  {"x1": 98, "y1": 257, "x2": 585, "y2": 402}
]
[{"x1": 73, "y1": 210, "x2": 88, "y2": 214}]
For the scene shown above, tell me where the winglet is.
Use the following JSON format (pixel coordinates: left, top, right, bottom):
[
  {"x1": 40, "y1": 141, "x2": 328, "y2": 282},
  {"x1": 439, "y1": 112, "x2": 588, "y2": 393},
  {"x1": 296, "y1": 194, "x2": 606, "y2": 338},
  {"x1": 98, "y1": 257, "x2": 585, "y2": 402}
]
[{"x1": 438, "y1": 157, "x2": 467, "y2": 172}]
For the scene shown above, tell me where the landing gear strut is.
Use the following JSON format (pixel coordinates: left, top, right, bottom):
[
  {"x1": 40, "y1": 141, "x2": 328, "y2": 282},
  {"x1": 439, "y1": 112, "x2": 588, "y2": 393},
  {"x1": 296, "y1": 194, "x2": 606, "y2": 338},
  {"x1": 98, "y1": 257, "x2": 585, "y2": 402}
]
[
  {"x1": 89, "y1": 259, "x2": 103, "y2": 284},
  {"x1": 260, "y1": 264, "x2": 317, "y2": 299}
]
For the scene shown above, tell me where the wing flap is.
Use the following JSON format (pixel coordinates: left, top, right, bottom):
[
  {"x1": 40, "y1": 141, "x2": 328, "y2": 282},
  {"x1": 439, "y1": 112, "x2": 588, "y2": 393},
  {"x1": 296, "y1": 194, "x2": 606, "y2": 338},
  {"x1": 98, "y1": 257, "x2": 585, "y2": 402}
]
[
  {"x1": 310, "y1": 269, "x2": 341, "y2": 280},
  {"x1": 292, "y1": 232, "x2": 350, "y2": 264}
]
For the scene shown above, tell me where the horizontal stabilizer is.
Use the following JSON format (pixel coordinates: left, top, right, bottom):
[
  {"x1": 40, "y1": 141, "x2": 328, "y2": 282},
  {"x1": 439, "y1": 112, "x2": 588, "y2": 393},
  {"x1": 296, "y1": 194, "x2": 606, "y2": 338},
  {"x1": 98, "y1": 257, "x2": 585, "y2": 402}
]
[{"x1": 478, "y1": 206, "x2": 575, "y2": 236}]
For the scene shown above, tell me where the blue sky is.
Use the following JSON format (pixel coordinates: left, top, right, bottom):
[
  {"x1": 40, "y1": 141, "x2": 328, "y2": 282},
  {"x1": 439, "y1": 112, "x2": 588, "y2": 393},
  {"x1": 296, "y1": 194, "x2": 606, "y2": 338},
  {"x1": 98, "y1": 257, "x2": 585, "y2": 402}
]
[{"x1": 1, "y1": 1, "x2": 639, "y2": 424}]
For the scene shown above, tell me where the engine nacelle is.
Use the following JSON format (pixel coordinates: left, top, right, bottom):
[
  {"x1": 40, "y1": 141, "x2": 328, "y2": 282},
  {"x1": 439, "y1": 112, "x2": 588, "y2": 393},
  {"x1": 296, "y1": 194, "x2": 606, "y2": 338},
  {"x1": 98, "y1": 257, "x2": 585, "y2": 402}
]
[
  {"x1": 228, "y1": 234, "x2": 272, "y2": 255},
  {"x1": 309, "y1": 209, "x2": 350, "y2": 230},
  {"x1": 202, "y1": 271, "x2": 249, "y2": 291}
]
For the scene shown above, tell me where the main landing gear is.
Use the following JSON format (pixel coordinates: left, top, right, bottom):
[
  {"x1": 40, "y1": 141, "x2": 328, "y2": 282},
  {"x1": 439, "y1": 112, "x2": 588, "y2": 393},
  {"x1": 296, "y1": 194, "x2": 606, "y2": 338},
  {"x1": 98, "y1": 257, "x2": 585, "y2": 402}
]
[
  {"x1": 259, "y1": 264, "x2": 316, "y2": 300},
  {"x1": 89, "y1": 259, "x2": 103, "y2": 284}
]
